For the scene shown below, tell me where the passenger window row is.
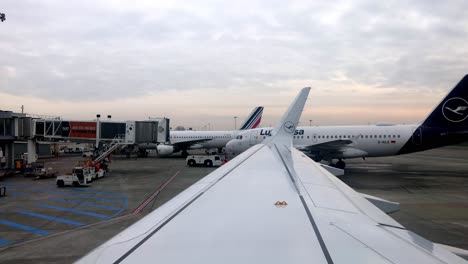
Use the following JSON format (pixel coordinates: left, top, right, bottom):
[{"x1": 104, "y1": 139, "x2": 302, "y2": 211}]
[
  {"x1": 170, "y1": 135, "x2": 232, "y2": 139},
  {"x1": 292, "y1": 134, "x2": 401, "y2": 139}
]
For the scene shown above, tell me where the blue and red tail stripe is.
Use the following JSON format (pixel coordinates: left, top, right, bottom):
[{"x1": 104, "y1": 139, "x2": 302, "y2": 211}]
[{"x1": 239, "y1": 106, "x2": 264, "y2": 130}]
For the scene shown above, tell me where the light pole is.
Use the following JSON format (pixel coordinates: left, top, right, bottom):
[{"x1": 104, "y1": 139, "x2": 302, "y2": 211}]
[
  {"x1": 95, "y1": 114, "x2": 101, "y2": 149},
  {"x1": 234, "y1": 116, "x2": 238, "y2": 130}
]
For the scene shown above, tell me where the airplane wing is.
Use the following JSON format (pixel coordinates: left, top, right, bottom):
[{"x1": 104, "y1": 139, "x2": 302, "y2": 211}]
[
  {"x1": 298, "y1": 139, "x2": 353, "y2": 151},
  {"x1": 77, "y1": 88, "x2": 466, "y2": 264},
  {"x1": 297, "y1": 138, "x2": 370, "y2": 160}
]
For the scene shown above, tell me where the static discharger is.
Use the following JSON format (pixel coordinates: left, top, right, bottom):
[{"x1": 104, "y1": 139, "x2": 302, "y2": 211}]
[{"x1": 274, "y1": 201, "x2": 288, "y2": 207}]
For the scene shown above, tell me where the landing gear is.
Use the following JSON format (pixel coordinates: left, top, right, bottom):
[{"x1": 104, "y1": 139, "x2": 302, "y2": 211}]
[
  {"x1": 329, "y1": 159, "x2": 346, "y2": 169},
  {"x1": 335, "y1": 159, "x2": 346, "y2": 169},
  {"x1": 138, "y1": 149, "x2": 148, "y2": 157},
  {"x1": 181, "y1": 150, "x2": 189, "y2": 158}
]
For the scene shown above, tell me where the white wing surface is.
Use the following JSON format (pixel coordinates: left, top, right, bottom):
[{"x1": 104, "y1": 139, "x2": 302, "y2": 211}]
[{"x1": 77, "y1": 88, "x2": 466, "y2": 264}]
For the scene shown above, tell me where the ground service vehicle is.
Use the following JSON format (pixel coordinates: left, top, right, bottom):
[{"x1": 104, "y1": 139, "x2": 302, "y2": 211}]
[
  {"x1": 186, "y1": 154, "x2": 225, "y2": 167},
  {"x1": 56, "y1": 167, "x2": 92, "y2": 187}
]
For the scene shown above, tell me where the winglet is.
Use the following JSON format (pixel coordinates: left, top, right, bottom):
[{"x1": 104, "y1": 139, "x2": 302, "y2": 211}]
[{"x1": 267, "y1": 87, "x2": 311, "y2": 144}]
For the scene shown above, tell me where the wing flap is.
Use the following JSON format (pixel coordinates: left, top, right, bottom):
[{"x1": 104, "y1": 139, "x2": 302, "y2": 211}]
[
  {"x1": 360, "y1": 193, "x2": 400, "y2": 214},
  {"x1": 287, "y1": 148, "x2": 463, "y2": 264},
  {"x1": 291, "y1": 148, "x2": 403, "y2": 228},
  {"x1": 303, "y1": 184, "x2": 359, "y2": 213},
  {"x1": 383, "y1": 227, "x2": 468, "y2": 264},
  {"x1": 328, "y1": 222, "x2": 451, "y2": 264}
]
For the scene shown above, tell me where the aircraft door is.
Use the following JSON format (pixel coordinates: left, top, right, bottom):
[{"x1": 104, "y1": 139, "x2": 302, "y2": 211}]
[
  {"x1": 412, "y1": 128, "x2": 422, "y2": 145},
  {"x1": 312, "y1": 133, "x2": 318, "y2": 143},
  {"x1": 249, "y1": 130, "x2": 258, "y2": 145}
]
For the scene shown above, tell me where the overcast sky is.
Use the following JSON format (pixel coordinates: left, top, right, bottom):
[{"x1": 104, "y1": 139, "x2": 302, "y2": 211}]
[{"x1": 1, "y1": 0, "x2": 468, "y2": 129}]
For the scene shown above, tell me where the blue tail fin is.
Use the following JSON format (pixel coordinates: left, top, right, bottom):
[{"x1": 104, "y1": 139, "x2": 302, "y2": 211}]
[{"x1": 422, "y1": 75, "x2": 468, "y2": 128}]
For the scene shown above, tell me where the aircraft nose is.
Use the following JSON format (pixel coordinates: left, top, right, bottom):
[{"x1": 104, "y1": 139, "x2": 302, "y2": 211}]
[{"x1": 225, "y1": 140, "x2": 239, "y2": 160}]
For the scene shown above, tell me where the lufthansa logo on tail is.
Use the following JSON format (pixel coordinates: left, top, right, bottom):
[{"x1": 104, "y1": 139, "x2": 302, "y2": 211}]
[
  {"x1": 442, "y1": 97, "x2": 468, "y2": 122},
  {"x1": 283, "y1": 121, "x2": 295, "y2": 134}
]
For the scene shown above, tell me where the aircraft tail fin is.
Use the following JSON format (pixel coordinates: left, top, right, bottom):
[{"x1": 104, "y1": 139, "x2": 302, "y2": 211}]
[
  {"x1": 239, "y1": 106, "x2": 264, "y2": 130},
  {"x1": 267, "y1": 88, "x2": 310, "y2": 144},
  {"x1": 422, "y1": 75, "x2": 468, "y2": 128}
]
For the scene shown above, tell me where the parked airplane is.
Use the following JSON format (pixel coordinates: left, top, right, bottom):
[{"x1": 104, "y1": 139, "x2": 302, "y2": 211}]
[
  {"x1": 148, "y1": 106, "x2": 263, "y2": 157},
  {"x1": 76, "y1": 87, "x2": 467, "y2": 264},
  {"x1": 226, "y1": 75, "x2": 468, "y2": 169}
]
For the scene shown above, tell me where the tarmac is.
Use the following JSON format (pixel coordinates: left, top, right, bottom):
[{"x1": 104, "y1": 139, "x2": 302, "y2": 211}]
[{"x1": 0, "y1": 146, "x2": 466, "y2": 263}]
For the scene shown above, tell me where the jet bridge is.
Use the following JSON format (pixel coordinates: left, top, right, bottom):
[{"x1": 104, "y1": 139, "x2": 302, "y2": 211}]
[
  {"x1": 33, "y1": 119, "x2": 170, "y2": 144},
  {"x1": 0, "y1": 110, "x2": 170, "y2": 168}
]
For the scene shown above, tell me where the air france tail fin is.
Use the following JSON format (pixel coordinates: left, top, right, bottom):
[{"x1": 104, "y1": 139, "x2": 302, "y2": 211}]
[
  {"x1": 267, "y1": 88, "x2": 310, "y2": 144},
  {"x1": 239, "y1": 106, "x2": 264, "y2": 130},
  {"x1": 422, "y1": 75, "x2": 468, "y2": 128}
]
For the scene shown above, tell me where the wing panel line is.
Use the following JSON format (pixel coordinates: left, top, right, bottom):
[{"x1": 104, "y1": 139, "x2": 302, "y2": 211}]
[
  {"x1": 272, "y1": 143, "x2": 334, "y2": 264},
  {"x1": 114, "y1": 144, "x2": 266, "y2": 264},
  {"x1": 331, "y1": 224, "x2": 394, "y2": 263},
  {"x1": 379, "y1": 226, "x2": 453, "y2": 264},
  {"x1": 113, "y1": 192, "x2": 204, "y2": 264},
  {"x1": 299, "y1": 195, "x2": 335, "y2": 264},
  {"x1": 293, "y1": 148, "x2": 404, "y2": 229}
]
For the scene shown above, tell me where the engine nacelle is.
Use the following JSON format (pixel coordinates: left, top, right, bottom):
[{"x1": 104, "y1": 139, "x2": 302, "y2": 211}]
[
  {"x1": 156, "y1": 144, "x2": 175, "y2": 156},
  {"x1": 339, "y1": 148, "x2": 368, "y2": 159}
]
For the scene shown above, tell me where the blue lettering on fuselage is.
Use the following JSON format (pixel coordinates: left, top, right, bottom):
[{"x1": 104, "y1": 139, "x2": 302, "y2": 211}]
[
  {"x1": 259, "y1": 129, "x2": 304, "y2": 137},
  {"x1": 260, "y1": 129, "x2": 272, "y2": 136},
  {"x1": 294, "y1": 129, "x2": 304, "y2": 136}
]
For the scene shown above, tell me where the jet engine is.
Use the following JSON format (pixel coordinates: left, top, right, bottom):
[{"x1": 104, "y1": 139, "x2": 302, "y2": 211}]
[{"x1": 156, "y1": 144, "x2": 175, "y2": 156}]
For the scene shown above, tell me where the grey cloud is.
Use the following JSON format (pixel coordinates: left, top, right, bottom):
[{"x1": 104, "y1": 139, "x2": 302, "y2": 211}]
[{"x1": 1, "y1": 0, "x2": 468, "y2": 101}]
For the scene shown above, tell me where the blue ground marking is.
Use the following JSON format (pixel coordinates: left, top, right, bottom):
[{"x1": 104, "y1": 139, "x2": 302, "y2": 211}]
[
  {"x1": 35, "y1": 203, "x2": 108, "y2": 219},
  {"x1": 8, "y1": 191, "x2": 29, "y2": 197},
  {"x1": 109, "y1": 194, "x2": 129, "y2": 218},
  {"x1": 3, "y1": 183, "x2": 128, "y2": 218},
  {"x1": 68, "y1": 187, "x2": 126, "y2": 198},
  {"x1": 3, "y1": 184, "x2": 124, "y2": 204},
  {"x1": 0, "y1": 238, "x2": 11, "y2": 246},
  {"x1": 48, "y1": 198, "x2": 120, "y2": 211},
  {"x1": 16, "y1": 210, "x2": 83, "y2": 227},
  {"x1": 0, "y1": 219, "x2": 48, "y2": 235}
]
